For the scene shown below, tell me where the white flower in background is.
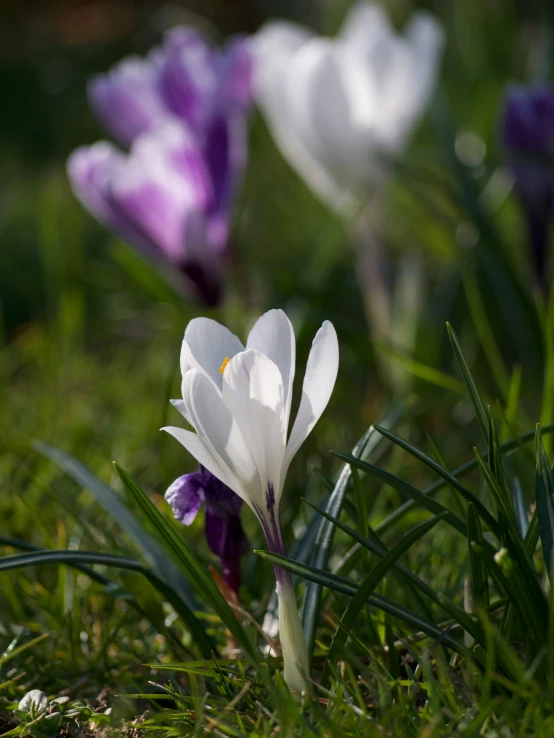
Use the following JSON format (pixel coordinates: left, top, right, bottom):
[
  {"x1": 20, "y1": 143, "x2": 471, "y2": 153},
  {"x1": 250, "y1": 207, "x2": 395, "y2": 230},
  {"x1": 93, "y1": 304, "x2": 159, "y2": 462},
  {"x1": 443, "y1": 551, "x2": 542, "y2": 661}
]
[
  {"x1": 163, "y1": 309, "x2": 339, "y2": 694},
  {"x1": 251, "y1": 2, "x2": 444, "y2": 213}
]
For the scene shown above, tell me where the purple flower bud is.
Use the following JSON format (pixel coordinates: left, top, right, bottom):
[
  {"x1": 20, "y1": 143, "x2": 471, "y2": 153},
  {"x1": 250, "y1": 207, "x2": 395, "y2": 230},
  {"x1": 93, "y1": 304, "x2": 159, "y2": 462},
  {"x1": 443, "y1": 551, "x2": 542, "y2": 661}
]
[
  {"x1": 165, "y1": 467, "x2": 248, "y2": 594},
  {"x1": 502, "y1": 84, "x2": 554, "y2": 287}
]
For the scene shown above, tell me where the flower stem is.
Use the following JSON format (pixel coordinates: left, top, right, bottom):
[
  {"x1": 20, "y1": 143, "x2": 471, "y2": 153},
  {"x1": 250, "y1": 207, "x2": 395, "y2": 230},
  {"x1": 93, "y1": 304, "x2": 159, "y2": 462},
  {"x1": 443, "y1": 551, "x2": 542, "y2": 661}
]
[
  {"x1": 257, "y1": 502, "x2": 310, "y2": 697},
  {"x1": 276, "y1": 575, "x2": 310, "y2": 697}
]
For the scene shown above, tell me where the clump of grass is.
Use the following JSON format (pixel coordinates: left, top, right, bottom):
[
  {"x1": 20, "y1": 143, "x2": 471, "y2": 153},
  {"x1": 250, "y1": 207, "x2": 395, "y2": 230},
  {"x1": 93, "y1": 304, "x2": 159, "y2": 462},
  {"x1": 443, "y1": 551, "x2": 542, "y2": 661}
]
[{"x1": 4, "y1": 319, "x2": 554, "y2": 736}]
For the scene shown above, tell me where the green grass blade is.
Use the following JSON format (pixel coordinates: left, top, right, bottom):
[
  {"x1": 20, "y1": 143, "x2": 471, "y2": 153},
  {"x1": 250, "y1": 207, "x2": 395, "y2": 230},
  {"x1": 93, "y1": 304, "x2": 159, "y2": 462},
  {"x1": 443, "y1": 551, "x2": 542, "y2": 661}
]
[
  {"x1": 473, "y1": 543, "x2": 548, "y2": 647},
  {"x1": 0, "y1": 549, "x2": 215, "y2": 656},
  {"x1": 113, "y1": 462, "x2": 259, "y2": 666},
  {"x1": 447, "y1": 322, "x2": 488, "y2": 444},
  {"x1": 321, "y1": 513, "x2": 446, "y2": 686},
  {"x1": 255, "y1": 550, "x2": 472, "y2": 660},
  {"x1": 463, "y1": 271, "x2": 511, "y2": 401},
  {"x1": 372, "y1": 425, "x2": 501, "y2": 537},
  {"x1": 376, "y1": 345, "x2": 466, "y2": 395},
  {"x1": 541, "y1": 292, "x2": 554, "y2": 456},
  {"x1": 375, "y1": 423, "x2": 554, "y2": 536},
  {"x1": 302, "y1": 407, "x2": 403, "y2": 667},
  {"x1": 332, "y1": 450, "x2": 469, "y2": 538},
  {"x1": 473, "y1": 450, "x2": 546, "y2": 623},
  {"x1": 34, "y1": 441, "x2": 197, "y2": 610},
  {"x1": 467, "y1": 503, "x2": 489, "y2": 610},
  {"x1": 304, "y1": 499, "x2": 444, "y2": 609},
  {"x1": 535, "y1": 425, "x2": 554, "y2": 578}
]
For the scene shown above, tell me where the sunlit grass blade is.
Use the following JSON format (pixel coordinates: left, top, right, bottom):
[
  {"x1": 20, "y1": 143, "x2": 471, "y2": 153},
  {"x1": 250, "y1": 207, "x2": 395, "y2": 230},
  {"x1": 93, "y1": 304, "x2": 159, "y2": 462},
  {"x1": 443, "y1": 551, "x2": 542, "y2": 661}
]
[
  {"x1": 302, "y1": 407, "x2": 403, "y2": 667},
  {"x1": 34, "y1": 441, "x2": 197, "y2": 610},
  {"x1": 467, "y1": 503, "x2": 489, "y2": 610},
  {"x1": 535, "y1": 424, "x2": 554, "y2": 578},
  {"x1": 113, "y1": 462, "x2": 259, "y2": 666},
  {"x1": 0, "y1": 534, "x2": 113, "y2": 588},
  {"x1": 447, "y1": 322, "x2": 488, "y2": 444},
  {"x1": 372, "y1": 425, "x2": 501, "y2": 537},
  {"x1": 321, "y1": 513, "x2": 446, "y2": 686},
  {"x1": 0, "y1": 548, "x2": 215, "y2": 656},
  {"x1": 376, "y1": 345, "x2": 466, "y2": 396}
]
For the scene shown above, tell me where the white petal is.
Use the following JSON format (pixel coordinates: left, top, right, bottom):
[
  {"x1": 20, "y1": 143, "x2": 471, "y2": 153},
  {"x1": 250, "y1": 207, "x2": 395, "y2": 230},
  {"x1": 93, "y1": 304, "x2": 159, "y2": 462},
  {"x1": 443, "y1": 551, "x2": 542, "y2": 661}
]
[
  {"x1": 161, "y1": 425, "x2": 237, "y2": 491},
  {"x1": 182, "y1": 369, "x2": 260, "y2": 505},
  {"x1": 181, "y1": 318, "x2": 244, "y2": 391},
  {"x1": 169, "y1": 398, "x2": 193, "y2": 426},
  {"x1": 282, "y1": 321, "x2": 339, "y2": 478},
  {"x1": 222, "y1": 349, "x2": 286, "y2": 500},
  {"x1": 246, "y1": 309, "x2": 296, "y2": 436},
  {"x1": 283, "y1": 40, "x2": 367, "y2": 206},
  {"x1": 252, "y1": 23, "x2": 355, "y2": 212},
  {"x1": 340, "y1": 2, "x2": 394, "y2": 55},
  {"x1": 403, "y1": 13, "x2": 444, "y2": 121}
]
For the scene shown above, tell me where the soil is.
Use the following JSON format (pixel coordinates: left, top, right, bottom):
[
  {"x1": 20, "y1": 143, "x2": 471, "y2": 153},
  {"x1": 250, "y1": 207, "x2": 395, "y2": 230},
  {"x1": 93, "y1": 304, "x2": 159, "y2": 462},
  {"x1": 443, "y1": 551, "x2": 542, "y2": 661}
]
[{"x1": 0, "y1": 712, "x2": 18, "y2": 733}]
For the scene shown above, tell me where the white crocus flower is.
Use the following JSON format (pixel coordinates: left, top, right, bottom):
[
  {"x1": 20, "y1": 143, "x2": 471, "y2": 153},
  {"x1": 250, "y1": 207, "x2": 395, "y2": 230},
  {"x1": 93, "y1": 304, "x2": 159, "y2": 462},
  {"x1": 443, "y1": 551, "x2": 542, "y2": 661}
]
[
  {"x1": 251, "y1": 2, "x2": 444, "y2": 213},
  {"x1": 163, "y1": 309, "x2": 339, "y2": 694}
]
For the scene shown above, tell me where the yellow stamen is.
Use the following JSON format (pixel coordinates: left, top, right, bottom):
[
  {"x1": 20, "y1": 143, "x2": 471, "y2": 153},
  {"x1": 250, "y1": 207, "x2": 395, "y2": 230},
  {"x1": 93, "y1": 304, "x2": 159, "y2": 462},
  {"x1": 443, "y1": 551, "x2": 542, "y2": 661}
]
[{"x1": 219, "y1": 356, "x2": 231, "y2": 374}]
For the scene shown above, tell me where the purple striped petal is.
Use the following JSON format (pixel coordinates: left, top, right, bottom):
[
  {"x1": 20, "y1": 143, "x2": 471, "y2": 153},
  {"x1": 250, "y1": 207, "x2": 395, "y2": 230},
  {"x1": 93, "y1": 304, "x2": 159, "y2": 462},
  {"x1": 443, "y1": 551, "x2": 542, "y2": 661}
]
[
  {"x1": 109, "y1": 119, "x2": 212, "y2": 261},
  {"x1": 217, "y1": 36, "x2": 253, "y2": 112},
  {"x1": 158, "y1": 29, "x2": 219, "y2": 132},
  {"x1": 88, "y1": 57, "x2": 167, "y2": 147}
]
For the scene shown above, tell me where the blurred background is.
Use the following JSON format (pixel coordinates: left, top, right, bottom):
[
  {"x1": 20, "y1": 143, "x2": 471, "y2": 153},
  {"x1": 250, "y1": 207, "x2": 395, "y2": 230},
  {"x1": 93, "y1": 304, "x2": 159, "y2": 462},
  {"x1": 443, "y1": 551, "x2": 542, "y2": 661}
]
[{"x1": 1, "y1": 0, "x2": 553, "y2": 701}]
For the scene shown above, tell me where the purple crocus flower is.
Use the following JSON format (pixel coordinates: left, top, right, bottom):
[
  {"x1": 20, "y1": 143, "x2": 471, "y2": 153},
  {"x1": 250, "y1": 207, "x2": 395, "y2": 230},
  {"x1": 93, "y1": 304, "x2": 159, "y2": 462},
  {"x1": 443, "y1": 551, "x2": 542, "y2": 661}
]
[
  {"x1": 502, "y1": 85, "x2": 554, "y2": 288},
  {"x1": 165, "y1": 466, "x2": 249, "y2": 595},
  {"x1": 69, "y1": 28, "x2": 253, "y2": 306},
  {"x1": 68, "y1": 120, "x2": 223, "y2": 305}
]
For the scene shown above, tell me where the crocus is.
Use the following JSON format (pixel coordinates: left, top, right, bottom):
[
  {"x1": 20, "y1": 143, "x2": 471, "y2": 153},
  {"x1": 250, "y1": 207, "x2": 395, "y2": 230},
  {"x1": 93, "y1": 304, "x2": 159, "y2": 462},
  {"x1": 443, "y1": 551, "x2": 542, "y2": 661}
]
[
  {"x1": 252, "y1": 2, "x2": 443, "y2": 213},
  {"x1": 502, "y1": 85, "x2": 554, "y2": 288},
  {"x1": 68, "y1": 28, "x2": 252, "y2": 306},
  {"x1": 68, "y1": 120, "x2": 224, "y2": 305},
  {"x1": 162, "y1": 309, "x2": 339, "y2": 694},
  {"x1": 165, "y1": 465, "x2": 249, "y2": 595}
]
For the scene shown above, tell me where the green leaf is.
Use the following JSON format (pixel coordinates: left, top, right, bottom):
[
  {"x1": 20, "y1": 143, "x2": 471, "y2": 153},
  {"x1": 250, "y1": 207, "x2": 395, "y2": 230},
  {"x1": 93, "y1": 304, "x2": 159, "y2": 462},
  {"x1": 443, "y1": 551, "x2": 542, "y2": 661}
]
[
  {"x1": 0, "y1": 549, "x2": 215, "y2": 656},
  {"x1": 467, "y1": 503, "x2": 489, "y2": 610},
  {"x1": 446, "y1": 322, "x2": 488, "y2": 444},
  {"x1": 372, "y1": 425, "x2": 501, "y2": 537},
  {"x1": 34, "y1": 441, "x2": 196, "y2": 610},
  {"x1": 535, "y1": 424, "x2": 554, "y2": 578},
  {"x1": 321, "y1": 513, "x2": 446, "y2": 686},
  {"x1": 113, "y1": 463, "x2": 259, "y2": 667}
]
